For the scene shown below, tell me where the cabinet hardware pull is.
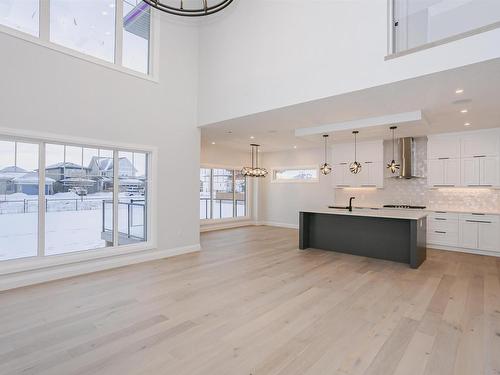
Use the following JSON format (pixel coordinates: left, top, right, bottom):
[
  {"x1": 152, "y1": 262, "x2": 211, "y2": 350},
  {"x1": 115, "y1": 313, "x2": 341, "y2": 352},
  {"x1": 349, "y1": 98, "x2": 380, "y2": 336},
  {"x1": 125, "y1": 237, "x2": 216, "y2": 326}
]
[
  {"x1": 465, "y1": 220, "x2": 492, "y2": 224},
  {"x1": 361, "y1": 185, "x2": 376, "y2": 187},
  {"x1": 438, "y1": 157, "x2": 450, "y2": 160},
  {"x1": 435, "y1": 218, "x2": 447, "y2": 221},
  {"x1": 434, "y1": 184, "x2": 455, "y2": 187},
  {"x1": 435, "y1": 231, "x2": 446, "y2": 234},
  {"x1": 435, "y1": 211, "x2": 447, "y2": 213},
  {"x1": 471, "y1": 213, "x2": 485, "y2": 216},
  {"x1": 473, "y1": 155, "x2": 486, "y2": 158}
]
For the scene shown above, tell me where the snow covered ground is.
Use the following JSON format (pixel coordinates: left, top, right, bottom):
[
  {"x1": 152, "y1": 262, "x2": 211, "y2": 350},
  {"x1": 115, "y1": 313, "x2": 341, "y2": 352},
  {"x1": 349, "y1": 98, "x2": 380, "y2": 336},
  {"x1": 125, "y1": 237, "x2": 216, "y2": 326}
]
[
  {"x1": 199, "y1": 200, "x2": 246, "y2": 219},
  {"x1": 0, "y1": 192, "x2": 146, "y2": 261}
]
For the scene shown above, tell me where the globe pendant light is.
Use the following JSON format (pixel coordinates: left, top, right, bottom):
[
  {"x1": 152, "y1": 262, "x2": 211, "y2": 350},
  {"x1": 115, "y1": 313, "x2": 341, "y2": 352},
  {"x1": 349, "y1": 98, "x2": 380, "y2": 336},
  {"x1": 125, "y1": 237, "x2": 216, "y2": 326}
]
[
  {"x1": 142, "y1": 0, "x2": 234, "y2": 17},
  {"x1": 242, "y1": 144, "x2": 268, "y2": 178},
  {"x1": 349, "y1": 131, "x2": 362, "y2": 174},
  {"x1": 387, "y1": 126, "x2": 401, "y2": 174},
  {"x1": 320, "y1": 134, "x2": 332, "y2": 175}
]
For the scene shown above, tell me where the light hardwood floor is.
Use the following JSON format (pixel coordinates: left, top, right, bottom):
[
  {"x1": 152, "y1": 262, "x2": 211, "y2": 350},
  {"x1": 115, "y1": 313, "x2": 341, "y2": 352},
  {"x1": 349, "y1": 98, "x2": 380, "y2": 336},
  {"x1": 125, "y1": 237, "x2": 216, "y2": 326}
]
[{"x1": 1, "y1": 226, "x2": 499, "y2": 375}]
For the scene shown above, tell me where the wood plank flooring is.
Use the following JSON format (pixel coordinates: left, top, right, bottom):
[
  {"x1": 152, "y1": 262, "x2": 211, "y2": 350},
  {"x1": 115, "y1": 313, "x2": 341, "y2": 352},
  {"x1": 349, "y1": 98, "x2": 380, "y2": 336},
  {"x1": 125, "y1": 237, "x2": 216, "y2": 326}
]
[{"x1": 0, "y1": 226, "x2": 499, "y2": 375}]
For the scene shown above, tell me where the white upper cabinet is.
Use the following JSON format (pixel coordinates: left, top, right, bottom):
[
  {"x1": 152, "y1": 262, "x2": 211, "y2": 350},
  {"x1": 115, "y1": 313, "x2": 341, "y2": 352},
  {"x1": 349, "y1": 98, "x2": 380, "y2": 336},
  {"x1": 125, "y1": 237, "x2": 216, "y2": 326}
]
[
  {"x1": 428, "y1": 158, "x2": 460, "y2": 187},
  {"x1": 428, "y1": 129, "x2": 500, "y2": 188},
  {"x1": 332, "y1": 140, "x2": 383, "y2": 188},
  {"x1": 427, "y1": 136, "x2": 460, "y2": 159},
  {"x1": 461, "y1": 132, "x2": 499, "y2": 158},
  {"x1": 462, "y1": 156, "x2": 500, "y2": 187}
]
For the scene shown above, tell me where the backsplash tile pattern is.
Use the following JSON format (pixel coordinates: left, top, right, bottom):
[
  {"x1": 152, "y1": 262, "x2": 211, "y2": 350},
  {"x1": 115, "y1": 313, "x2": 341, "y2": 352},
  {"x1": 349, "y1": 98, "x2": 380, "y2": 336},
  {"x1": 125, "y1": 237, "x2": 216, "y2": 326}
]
[{"x1": 335, "y1": 137, "x2": 500, "y2": 212}]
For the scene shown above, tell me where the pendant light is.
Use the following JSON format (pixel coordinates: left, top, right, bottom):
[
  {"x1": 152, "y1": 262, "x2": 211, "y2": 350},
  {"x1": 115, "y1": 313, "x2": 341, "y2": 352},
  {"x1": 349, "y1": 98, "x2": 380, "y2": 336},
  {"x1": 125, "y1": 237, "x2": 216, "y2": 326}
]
[
  {"x1": 320, "y1": 134, "x2": 332, "y2": 175},
  {"x1": 142, "y1": 0, "x2": 234, "y2": 17},
  {"x1": 349, "y1": 131, "x2": 362, "y2": 174},
  {"x1": 387, "y1": 126, "x2": 401, "y2": 174},
  {"x1": 242, "y1": 144, "x2": 268, "y2": 178}
]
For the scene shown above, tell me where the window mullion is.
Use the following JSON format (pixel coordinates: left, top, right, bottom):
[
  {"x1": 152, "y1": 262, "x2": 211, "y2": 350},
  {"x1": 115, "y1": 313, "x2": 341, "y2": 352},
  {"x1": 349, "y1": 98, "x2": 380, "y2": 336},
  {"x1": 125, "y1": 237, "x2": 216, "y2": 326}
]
[
  {"x1": 39, "y1": 0, "x2": 50, "y2": 41},
  {"x1": 115, "y1": 0, "x2": 124, "y2": 66},
  {"x1": 112, "y1": 150, "x2": 119, "y2": 246},
  {"x1": 38, "y1": 142, "x2": 46, "y2": 257},
  {"x1": 232, "y1": 170, "x2": 236, "y2": 218}
]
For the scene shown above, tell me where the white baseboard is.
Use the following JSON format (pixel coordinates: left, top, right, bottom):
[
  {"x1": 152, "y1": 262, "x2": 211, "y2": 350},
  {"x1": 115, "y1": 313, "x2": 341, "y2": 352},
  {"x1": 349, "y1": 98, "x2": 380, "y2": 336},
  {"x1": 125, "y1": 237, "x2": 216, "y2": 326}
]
[
  {"x1": 200, "y1": 220, "x2": 255, "y2": 232},
  {"x1": 0, "y1": 244, "x2": 200, "y2": 292},
  {"x1": 427, "y1": 243, "x2": 500, "y2": 257},
  {"x1": 255, "y1": 221, "x2": 299, "y2": 229}
]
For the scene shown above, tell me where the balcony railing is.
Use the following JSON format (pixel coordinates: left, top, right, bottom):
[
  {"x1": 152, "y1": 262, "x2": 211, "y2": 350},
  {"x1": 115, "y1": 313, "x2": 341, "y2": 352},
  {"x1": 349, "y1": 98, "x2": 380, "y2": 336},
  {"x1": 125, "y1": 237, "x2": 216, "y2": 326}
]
[{"x1": 200, "y1": 198, "x2": 246, "y2": 220}]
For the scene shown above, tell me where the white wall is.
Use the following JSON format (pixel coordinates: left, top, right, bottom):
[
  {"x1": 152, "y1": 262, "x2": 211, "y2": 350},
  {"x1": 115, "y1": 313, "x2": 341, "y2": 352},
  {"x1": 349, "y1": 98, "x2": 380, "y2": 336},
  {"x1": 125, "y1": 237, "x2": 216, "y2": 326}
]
[
  {"x1": 0, "y1": 14, "x2": 200, "y2": 252},
  {"x1": 258, "y1": 148, "x2": 334, "y2": 227},
  {"x1": 198, "y1": 0, "x2": 500, "y2": 125},
  {"x1": 201, "y1": 144, "x2": 249, "y2": 167}
]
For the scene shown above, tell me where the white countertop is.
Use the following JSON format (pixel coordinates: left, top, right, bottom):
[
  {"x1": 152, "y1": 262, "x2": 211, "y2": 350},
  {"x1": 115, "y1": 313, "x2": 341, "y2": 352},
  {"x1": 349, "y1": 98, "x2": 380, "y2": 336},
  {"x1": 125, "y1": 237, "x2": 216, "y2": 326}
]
[{"x1": 301, "y1": 208, "x2": 428, "y2": 220}]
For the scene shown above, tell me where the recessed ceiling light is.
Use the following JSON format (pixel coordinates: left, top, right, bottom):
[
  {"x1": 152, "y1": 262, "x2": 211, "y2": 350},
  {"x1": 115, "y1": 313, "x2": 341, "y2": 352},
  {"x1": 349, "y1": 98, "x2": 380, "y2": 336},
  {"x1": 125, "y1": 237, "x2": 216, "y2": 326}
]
[
  {"x1": 211, "y1": 141, "x2": 216, "y2": 145},
  {"x1": 109, "y1": 3, "x2": 115, "y2": 8},
  {"x1": 455, "y1": 89, "x2": 464, "y2": 94},
  {"x1": 293, "y1": 145, "x2": 297, "y2": 149},
  {"x1": 250, "y1": 136, "x2": 255, "y2": 139},
  {"x1": 464, "y1": 122, "x2": 471, "y2": 127},
  {"x1": 460, "y1": 109, "x2": 468, "y2": 113},
  {"x1": 101, "y1": 11, "x2": 108, "y2": 15}
]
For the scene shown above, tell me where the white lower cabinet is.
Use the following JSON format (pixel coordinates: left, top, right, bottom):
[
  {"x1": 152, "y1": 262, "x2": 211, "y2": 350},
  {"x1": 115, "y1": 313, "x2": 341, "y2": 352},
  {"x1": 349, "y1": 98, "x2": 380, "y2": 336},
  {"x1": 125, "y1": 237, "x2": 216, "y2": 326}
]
[
  {"x1": 427, "y1": 212, "x2": 459, "y2": 247},
  {"x1": 458, "y1": 214, "x2": 500, "y2": 253},
  {"x1": 427, "y1": 212, "x2": 500, "y2": 254}
]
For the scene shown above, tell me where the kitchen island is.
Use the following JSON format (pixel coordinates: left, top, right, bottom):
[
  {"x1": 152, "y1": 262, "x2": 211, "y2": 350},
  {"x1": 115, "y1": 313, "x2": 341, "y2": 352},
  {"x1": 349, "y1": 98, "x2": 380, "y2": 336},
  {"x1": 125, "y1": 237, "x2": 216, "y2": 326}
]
[{"x1": 299, "y1": 208, "x2": 428, "y2": 268}]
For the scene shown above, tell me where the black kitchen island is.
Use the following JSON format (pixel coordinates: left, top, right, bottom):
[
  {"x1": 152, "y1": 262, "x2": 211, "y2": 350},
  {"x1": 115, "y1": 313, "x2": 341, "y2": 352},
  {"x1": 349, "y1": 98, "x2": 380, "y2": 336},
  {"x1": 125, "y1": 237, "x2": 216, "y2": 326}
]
[{"x1": 299, "y1": 209, "x2": 427, "y2": 269}]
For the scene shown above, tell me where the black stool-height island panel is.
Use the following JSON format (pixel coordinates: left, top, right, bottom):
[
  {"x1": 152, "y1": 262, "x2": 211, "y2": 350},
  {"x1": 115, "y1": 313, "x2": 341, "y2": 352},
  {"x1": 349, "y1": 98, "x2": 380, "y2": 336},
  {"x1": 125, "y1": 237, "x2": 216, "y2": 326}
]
[{"x1": 299, "y1": 209, "x2": 427, "y2": 269}]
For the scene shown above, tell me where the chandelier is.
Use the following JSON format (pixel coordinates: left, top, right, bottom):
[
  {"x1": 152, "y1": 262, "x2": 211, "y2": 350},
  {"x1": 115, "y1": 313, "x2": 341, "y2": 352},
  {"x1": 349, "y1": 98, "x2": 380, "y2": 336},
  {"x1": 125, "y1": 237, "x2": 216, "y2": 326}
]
[
  {"x1": 242, "y1": 144, "x2": 268, "y2": 178},
  {"x1": 142, "y1": 0, "x2": 234, "y2": 17},
  {"x1": 387, "y1": 126, "x2": 400, "y2": 174},
  {"x1": 349, "y1": 130, "x2": 362, "y2": 174},
  {"x1": 320, "y1": 134, "x2": 332, "y2": 175}
]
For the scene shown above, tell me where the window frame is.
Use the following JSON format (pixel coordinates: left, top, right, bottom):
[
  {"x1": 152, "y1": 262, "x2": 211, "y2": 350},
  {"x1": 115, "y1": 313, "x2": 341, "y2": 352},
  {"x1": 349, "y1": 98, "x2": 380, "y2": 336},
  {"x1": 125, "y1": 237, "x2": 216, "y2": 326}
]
[
  {"x1": 0, "y1": 126, "x2": 157, "y2": 275},
  {"x1": 0, "y1": 0, "x2": 159, "y2": 81},
  {"x1": 271, "y1": 165, "x2": 320, "y2": 184},
  {"x1": 200, "y1": 164, "x2": 251, "y2": 224}
]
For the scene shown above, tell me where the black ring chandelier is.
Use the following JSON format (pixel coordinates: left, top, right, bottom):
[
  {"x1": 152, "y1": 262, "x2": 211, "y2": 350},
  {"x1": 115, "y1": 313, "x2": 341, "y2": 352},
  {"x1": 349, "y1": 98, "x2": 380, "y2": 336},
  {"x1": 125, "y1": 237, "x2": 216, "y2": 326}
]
[{"x1": 142, "y1": 0, "x2": 234, "y2": 17}]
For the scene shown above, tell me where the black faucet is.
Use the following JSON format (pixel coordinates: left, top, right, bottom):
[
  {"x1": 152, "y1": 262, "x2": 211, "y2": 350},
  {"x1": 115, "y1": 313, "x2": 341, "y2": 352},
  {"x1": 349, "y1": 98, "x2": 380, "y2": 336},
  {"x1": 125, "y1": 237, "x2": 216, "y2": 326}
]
[{"x1": 349, "y1": 197, "x2": 355, "y2": 212}]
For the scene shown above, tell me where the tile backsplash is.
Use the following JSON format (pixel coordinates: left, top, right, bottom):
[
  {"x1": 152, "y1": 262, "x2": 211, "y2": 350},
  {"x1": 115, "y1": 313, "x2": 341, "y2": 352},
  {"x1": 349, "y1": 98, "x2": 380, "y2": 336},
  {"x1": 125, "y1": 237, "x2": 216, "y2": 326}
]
[{"x1": 335, "y1": 137, "x2": 500, "y2": 212}]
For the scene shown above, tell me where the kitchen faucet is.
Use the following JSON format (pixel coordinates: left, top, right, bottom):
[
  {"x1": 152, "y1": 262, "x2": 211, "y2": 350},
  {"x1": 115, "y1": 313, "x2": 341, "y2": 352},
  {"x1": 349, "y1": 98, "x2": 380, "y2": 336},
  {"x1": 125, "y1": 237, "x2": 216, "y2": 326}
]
[{"x1": 349, "y1": 197, "x2": 355, "y2": 212}]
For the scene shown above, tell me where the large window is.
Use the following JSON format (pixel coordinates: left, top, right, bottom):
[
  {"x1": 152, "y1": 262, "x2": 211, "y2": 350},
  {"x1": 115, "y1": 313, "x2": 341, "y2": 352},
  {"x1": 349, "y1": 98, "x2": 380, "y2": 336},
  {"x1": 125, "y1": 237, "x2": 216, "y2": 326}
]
[
  {"x1": 50, "y1": 0, "x2": 116, "y2": 63},
  {"x1": 392, "y1": 0, "x2": 500, "y2": 54},
  {"x1": 0, "y1": 135, "x2": 152, "y2": 263},
  {"x1": 0, "y1": 0, "x2": 39, "y2": 36},
  {"x1": 0, "y1": 0, "x2": 153, "y2": 75},
  {"x1": 118, "y1": 151, "x2": 148, "y2": 245},
  {"x1": 123, "y1": 0, "x2": 150, "y2": 74},
  {"x1": 200, "y1": 167, "x2": 248, "y2": 221},
  {"x1": 0, "y1": 140, "x2": 39, "y2": 261}
]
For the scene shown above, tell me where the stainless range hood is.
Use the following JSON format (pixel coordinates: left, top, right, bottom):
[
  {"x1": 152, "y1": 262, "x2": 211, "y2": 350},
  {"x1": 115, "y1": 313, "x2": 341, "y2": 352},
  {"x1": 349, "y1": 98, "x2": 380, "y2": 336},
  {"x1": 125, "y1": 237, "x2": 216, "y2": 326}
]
[{"x1": 395, "y1": 137, "x2": 421, "y2": 179}]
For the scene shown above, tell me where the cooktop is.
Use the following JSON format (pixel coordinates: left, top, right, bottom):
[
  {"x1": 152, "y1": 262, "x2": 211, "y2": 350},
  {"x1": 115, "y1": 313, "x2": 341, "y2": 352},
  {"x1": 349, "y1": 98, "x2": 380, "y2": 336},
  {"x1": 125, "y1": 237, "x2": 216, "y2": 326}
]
[{"x1": 383, "y1": 205, "x2": 426, "y2": 209}]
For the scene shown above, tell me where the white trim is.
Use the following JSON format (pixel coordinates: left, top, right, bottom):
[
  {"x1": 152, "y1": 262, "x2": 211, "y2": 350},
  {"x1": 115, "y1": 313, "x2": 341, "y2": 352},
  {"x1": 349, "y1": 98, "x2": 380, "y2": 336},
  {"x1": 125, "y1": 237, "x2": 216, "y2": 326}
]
[
  {"x1": 0, "y1": 7, "x2": 158, "y2": 83},
  {"x1": 0, "y1": 243, "x2": 200, "y2": 292},
  {"x1": 200, "y1": 220, "x2": 254, "y2": 232},
  {"x1": 256, "y1": 221, "x2": 299, "y2": 230},
  {"x1": 0, "y1": 126, "x2": 157, "y2": 153},
  {"x1": 427, "y1": 243, "x2": 500, "y2": 258}
]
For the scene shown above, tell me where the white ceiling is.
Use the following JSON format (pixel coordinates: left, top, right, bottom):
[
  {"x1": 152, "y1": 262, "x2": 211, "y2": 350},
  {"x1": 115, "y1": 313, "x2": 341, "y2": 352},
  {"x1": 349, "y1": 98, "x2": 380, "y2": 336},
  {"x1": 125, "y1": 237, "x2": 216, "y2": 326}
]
[{"x1": 200, "y1": 58, "x2": 500, "y2": 153}]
